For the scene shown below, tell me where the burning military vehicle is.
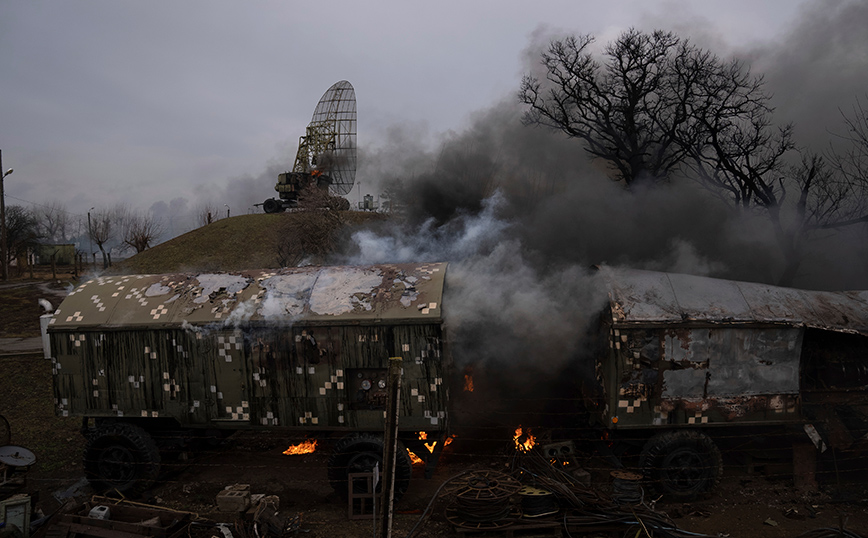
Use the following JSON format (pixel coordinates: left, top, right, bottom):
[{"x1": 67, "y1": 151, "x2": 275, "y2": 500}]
[
  {"x1": 43, "y1": 263, "x2": 868, "y2": 500},
  {"x1": 586, "y1": 266, "x2": 868, "y2": 499},
  {"x1": 44, "y1": 263, "x2": 448, "y2": 497}
]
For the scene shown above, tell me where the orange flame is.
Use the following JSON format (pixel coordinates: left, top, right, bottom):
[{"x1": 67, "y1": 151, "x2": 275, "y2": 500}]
[
  {"x1": 283, "y1": 439, "x2": 317, "y2": 455},
  {"x1": 410, "y1": 433, "x2": 455, "y2": 465},
  {"x1": 417, "y1": 431, "x2": 432, "y2": 452},
  {"x1": 513, "y1": 426, "x2": 536, "y2": 452},
  {"x1": 463, "y1": 367, "x2": 474, "y2": 392},
  {"x1": 417, "y1": 431, "x2": 456, "y2": 452}
]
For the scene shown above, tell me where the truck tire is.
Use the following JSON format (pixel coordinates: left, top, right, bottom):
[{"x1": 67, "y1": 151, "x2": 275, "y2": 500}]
[
  {"x1": 639, "y1": 430, "x2": 722, "y2": 501},
  {"x1": 327, "y1": 433, "x2": 412, "y2": 501},
  {"x1": 84, "y1": 422, "x2": 161, "y2": 497},
  {"x1": 263, "y1": 198, "x2": 283, "y2": 214}
]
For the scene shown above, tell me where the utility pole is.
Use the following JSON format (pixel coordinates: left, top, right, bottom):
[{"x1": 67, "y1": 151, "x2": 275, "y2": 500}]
[
  {"x1": 87, "y1": 208, "x2": 95, "y2": 271},
  {"x1": 379, "y1": 357, "x2": 402, "y2": 538},
  {"x1": 0, "y1": 150, "x2": 14, "y2": 282}
]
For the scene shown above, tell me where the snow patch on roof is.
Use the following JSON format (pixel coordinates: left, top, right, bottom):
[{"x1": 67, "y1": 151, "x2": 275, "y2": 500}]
[
  {"x1": 309, "y1": 267, "x2": 384, "y2": 315},
  {"x1": 193, "y1": 274, "x2": 250, "y2": 304},
  {"x1": 259, "y1": 273, "x2": 319, "y2": 318}
]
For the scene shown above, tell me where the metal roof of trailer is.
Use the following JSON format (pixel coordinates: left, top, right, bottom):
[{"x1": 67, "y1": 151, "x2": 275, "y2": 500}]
[
  {"x1": 49, "y1": 262, "x2": 446, "y2": 330},
  {"x1": 600, "y1": 266, "x2": 868, "y2": 336}
]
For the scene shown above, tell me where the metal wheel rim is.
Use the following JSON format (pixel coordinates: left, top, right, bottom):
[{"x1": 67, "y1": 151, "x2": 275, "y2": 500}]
[
  {"x1": 97, "y1": 444, "x2": 138, "y2": 483},
  {"x1": 659, "y1": 447, "x2": 707, "y2": 493},
  {"x1": 444, "y1": 470, "x2": 522, "y2": 500}
]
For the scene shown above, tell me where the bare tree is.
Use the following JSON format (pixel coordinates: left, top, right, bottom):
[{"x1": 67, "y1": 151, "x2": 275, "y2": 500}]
[
  {"x1": 521, "y1": 28, "x2": 868, "y2": 285},
  {"x1": 380, "y1": 178, "x2": 407, "y2": 214},
  {"x1": 197, "y1": 203, "x2": 217, "y2": 226},
  {"x1": 826, "y1": 96, "x2": 868, "y2": 225},
  {"x1": 5, "y1": 205, "x2": 42, "y2": 274},
  {"x1": 36, "y1": 201, "x2": 70, "y2": 243},
  {"x1": 121, "y1": 210, "x2": 165, "y2": 254},
  {"x1": 88, "y1": 207, "x2": 118, "y2": 269},
  {"x1": 683, "y1": 79, "x2": 868, "y2": 284},
  {"x1": 519, "y1": 29, "x2": 714, "y2": 186},
  {"x1": 275, "y1": 185, "x2": 345, "y2": 266}
]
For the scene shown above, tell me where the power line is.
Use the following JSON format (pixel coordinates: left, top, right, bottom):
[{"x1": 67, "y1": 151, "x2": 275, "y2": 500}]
[{"x1": 4, "y1": 193, "x2": 88, "y2": 219}]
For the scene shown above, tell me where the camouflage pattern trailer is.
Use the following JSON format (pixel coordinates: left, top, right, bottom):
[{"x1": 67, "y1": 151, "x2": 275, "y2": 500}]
[
  {"x1": 45, "y1": 263, "x2": 450, "y2": 496},
  {"x1": 590, "y1": 266, "x2": 868, "y2": 499},
  {"x1": 47, "y1": 261, "x2": 868, "y2": 500}
]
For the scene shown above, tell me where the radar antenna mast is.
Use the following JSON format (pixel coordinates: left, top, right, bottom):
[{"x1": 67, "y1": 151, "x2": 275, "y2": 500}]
[{"x1": 262, "y1": 80, "x2": 356, "y2": 213}]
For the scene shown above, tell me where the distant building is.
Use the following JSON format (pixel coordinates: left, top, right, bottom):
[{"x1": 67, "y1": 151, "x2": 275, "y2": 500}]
[{"x1": 34, "y1": 244, "x2": 76, "y2": 265}]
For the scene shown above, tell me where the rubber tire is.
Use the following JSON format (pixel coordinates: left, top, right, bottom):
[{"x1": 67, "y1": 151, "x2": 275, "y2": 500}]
[
  {"x1": 639, "y1": 430, "x2": 722, "y2": 501},
  {"x1": 327, "y1": 433, "x2": 413, "y2": 501},
  {"x1": 263, "y1": 198, "x2": 283, "y2": 213},
  {"x1": 84, "y1": 422, "x2": 161, "y2": 497}
]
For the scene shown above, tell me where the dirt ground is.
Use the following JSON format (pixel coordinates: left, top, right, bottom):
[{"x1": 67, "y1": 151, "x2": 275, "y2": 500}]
[
  {"x1": 4, "y1": 348, "x2": 868, "y2": 538},
  {"x1": 3, "y1": 277, "x2": 868, "y2": 537}
]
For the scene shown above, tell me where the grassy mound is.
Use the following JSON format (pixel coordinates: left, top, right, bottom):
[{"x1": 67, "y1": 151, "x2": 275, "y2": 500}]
[{"x1": 113, "y1": 211, "x2": 386, "y2": 274}]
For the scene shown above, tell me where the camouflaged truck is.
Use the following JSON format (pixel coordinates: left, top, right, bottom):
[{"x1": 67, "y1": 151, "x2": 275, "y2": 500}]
[
  {"x1": 44, "y1": 263, "x2": 450, "y2": 496},
  {"x1": 588, "y1": 266, "x2": 868, "y2": 500}
]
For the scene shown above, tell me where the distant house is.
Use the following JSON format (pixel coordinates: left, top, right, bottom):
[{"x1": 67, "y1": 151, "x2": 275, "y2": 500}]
[{"x1": 34, "y1": 244, "x2": 76, "y2": 265}]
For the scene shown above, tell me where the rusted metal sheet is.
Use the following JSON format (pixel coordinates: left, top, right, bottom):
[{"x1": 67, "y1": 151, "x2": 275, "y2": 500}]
[
  {"x1": 662, "y1": 328, "x2": 801, "y2": 398},
  {"x1": 600, "y1": 266, "x2": 868, "y2": 335},
  {"x1": 607, "y1": 326, "x2": 804, "y2": 428},
  {"x1": 596, "y1": 267, "x2": 868, "y2": 432},
  {"x1": 47, "y1": 263, "x2": 450, "y2": 433}
]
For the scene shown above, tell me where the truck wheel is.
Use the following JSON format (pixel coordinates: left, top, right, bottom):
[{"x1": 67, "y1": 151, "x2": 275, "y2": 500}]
[
  {"x1": 639, "y1": 430, "x2": 722, "y2": 501},
  {"x1": 263, "y1": 198, "x2": 283, "y2": 213},
  {"x1": 84, "y1": 422, "x2": 161, "y2": 497},
  {"x1": 327, "y1": 433, "x2": 412, "y2": 501}
]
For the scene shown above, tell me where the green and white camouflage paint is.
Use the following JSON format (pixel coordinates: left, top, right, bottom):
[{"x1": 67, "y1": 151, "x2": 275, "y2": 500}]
[{"x1": 46, "y1": 263, "x2": 450, "y2": 435}]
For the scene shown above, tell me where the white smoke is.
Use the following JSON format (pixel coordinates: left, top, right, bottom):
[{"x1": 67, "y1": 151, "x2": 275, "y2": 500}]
[
  {"x1": 338, "y1": 189, "x2": 608, "y2": 375},
  {"x1": 347, "y1": 191, "x2": 511, "y2": 265}
]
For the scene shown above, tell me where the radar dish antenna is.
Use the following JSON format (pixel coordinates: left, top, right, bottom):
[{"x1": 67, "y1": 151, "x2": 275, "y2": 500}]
[{"x1": 263, "y1": 80, "x2": 356, "y2": 212}]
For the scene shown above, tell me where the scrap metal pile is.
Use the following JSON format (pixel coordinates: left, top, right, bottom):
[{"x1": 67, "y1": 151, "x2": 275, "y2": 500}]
[{"x1": 405, "y1": 442, "x2": 868, "y2": 538}]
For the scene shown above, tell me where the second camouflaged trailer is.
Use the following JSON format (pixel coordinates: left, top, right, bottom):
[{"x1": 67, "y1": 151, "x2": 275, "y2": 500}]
[
  {"x1": 44, "y1": 263, "x2": 450, "y2": 496},
  {"x1": 586, "y1": 266, "x2": 868, "y2": 500}
]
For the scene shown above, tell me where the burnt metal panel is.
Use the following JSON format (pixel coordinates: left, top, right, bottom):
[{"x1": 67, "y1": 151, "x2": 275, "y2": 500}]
[
  {"x1": 48, "y1": 263, "x2": 446, "y2": 332},
  {"x1": 607, "y1": 326, "x2": 804, "y2": 429},
  {"x1": 667, "y1": 273, "x2": 753, "y2": 321},
  {"x1": 601, "y1": 266, "x2": 868, "y2": 336},
  {"x1": 662, "y1": 328, "x2": 802, "y2": 399}
]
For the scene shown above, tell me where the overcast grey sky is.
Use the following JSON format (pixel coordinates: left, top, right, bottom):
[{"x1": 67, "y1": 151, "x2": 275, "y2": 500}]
[{"x1": 0, "y1": 0, "x2": 825, "y2": 225}]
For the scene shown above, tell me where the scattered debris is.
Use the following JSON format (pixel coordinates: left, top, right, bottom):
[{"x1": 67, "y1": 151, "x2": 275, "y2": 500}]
[
  {"x1": 216, "y1": 484, "x2": 251, "y2": 513},
  {"x1": 41, "y1": 499, "x2": 192, "y2": 538}
]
